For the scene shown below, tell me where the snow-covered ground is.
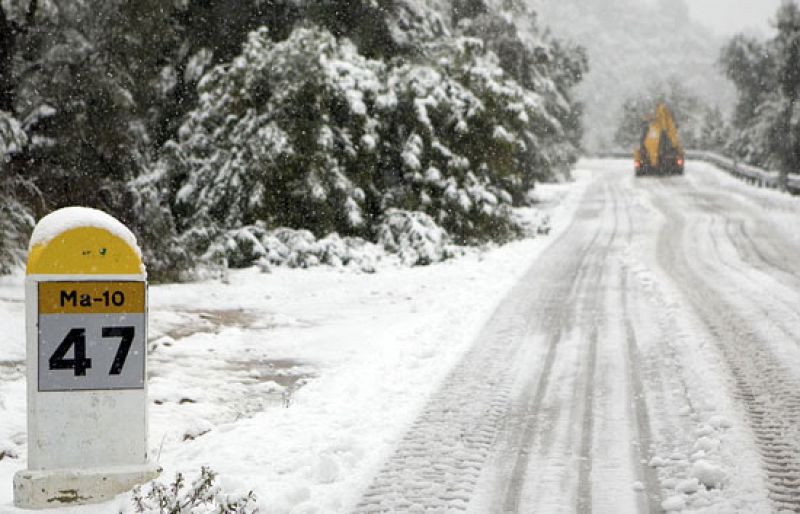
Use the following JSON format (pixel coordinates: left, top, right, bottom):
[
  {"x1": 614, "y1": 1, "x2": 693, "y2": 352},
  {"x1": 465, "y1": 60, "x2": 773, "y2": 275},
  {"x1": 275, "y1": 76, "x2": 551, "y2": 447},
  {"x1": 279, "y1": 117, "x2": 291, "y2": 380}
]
[
  {"x1": 351, "y1": 160, "x2": 782, "y2": 514},
  {"x1": 0, "y1": 172, "x2": 589, "y2": 513},
  {"x1": 353, "y1": 159, "x2": 800, "y2": 513},
  {"x1": 3, "y1": 159, "x2": 800, "y2": 513}
]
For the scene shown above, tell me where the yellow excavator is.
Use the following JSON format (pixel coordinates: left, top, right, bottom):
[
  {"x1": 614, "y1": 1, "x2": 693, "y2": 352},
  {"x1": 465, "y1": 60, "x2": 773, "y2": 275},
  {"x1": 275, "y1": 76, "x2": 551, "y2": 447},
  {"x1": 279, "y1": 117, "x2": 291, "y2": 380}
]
[{"x1": 633, "y1": 103, "x2": 684, "y2": 176}]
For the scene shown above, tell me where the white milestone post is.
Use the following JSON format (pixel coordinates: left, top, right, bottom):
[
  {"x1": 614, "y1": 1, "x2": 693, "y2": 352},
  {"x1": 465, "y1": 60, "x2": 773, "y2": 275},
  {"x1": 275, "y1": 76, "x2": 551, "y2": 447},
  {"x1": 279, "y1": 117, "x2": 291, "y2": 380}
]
[{"x1": 13, "y1": 207, "x2": 159, "y2": 509}]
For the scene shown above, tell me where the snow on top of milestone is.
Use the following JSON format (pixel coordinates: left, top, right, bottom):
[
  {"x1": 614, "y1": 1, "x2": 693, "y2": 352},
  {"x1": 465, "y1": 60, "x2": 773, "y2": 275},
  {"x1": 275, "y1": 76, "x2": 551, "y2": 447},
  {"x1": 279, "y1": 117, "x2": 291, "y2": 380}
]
[{"x1": 29, "y1": 206, "x2": 142, "y2": 257}]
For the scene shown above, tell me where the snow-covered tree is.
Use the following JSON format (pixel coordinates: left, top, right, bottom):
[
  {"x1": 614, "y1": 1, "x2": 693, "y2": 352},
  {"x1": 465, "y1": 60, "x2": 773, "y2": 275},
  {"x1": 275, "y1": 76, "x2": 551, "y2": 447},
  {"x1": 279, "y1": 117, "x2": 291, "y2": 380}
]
[
  {"x1": 696, "y1": 106, "x2": 730, "y2": 154},
  {"x1": 155, "y1": 18, "x2": 581, "y2": 255},
  {"x1": 160, "y1": 27, "x2": 381, "y2": 236},
  {"x1": 721, "y1": 1, "x2": 800, "y2": 184},
  {"x1": 0, "y1": 111, "x2": 34, "y2": 273},
  {"x1": 720, "y1": 35, "x2": 777, "y2": 130},
  {"x1": 0, "y1": 0, "x2": 586, "y2": 276}
]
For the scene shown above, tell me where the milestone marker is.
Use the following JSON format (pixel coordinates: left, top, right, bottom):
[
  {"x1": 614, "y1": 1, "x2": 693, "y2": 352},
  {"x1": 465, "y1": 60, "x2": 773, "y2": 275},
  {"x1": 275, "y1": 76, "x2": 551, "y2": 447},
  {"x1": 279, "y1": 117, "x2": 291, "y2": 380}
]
[{"x1": 14, "y1": 207, "x2": 159, "y2": 509}]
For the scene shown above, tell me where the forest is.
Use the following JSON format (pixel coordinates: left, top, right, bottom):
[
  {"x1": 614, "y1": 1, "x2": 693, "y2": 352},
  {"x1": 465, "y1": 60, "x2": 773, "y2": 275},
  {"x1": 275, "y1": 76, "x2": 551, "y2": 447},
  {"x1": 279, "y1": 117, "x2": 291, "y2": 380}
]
[
  {"x1": 0, "y1": 0, "x2": 586, "y2": 279},
  {"x1": 3, "y1": 0, "x2": 800, "y2": 279}
]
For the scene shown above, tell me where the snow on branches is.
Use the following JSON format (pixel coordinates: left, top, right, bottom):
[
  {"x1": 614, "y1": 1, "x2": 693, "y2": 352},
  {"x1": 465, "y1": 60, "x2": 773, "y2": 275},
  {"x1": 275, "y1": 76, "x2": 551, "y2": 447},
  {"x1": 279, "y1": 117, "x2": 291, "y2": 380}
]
[
  {"x1": 0, "y1": 111, "x2": 34, "y2": 273},
  {"x1": 152, "y1": 18, "x2": 579, "y2": 271}
]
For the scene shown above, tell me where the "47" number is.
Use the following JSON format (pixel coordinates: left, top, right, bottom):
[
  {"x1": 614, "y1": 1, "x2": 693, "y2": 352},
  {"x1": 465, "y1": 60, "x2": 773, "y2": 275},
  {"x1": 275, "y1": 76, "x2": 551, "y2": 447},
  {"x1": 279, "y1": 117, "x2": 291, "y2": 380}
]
[{"x1": 49, "y1": 327, "x2": 135, "y2": 376}]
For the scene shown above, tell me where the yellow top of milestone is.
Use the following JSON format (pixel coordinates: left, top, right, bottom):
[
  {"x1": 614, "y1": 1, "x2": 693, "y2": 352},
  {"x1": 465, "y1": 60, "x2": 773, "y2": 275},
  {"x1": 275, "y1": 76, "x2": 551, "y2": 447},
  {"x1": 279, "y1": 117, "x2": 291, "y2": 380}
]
[{"x1": 26, "y1": 208, "x2": 144, "y2": 275}]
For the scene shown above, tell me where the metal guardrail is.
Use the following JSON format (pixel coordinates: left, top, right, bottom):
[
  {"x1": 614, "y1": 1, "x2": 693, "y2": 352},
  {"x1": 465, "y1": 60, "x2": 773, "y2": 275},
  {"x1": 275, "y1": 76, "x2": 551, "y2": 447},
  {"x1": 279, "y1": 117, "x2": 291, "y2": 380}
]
[
  {"x1": 686, "y1": 151, "x2": 800, "y2": 195},
  {"x1": 586, "y1": 151, "x2": 630, "y2": 160},
  {"x1": 585, "y1": 150, "x2": 800, "y2": 195}
]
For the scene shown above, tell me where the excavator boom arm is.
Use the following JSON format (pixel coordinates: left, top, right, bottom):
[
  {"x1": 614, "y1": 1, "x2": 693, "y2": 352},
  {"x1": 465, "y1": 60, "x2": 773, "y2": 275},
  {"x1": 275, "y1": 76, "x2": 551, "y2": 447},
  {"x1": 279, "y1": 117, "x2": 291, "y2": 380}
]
[{"x1": 634, "y1": 103, "x2": 685, "y2": 175}]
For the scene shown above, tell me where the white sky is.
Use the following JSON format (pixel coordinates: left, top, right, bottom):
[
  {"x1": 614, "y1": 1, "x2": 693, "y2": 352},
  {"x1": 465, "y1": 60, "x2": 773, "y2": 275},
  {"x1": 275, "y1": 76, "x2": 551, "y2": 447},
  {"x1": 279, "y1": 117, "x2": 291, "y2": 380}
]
[{"x1": 684, "y1": 0, "x2": 784, "y2": 36}]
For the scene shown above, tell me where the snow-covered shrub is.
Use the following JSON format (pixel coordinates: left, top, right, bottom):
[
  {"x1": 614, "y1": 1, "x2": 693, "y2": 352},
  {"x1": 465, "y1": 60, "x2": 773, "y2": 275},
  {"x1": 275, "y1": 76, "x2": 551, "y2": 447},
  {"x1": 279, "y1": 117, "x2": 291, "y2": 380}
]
[
  {"x1": 219, "y1": 224, "x2": 383, "y2": 272},
  {"x1": 377, "y1": 209, "x2": 453, "y2": 265},
  {"x1": 130, "y1": 466, "x2": 258, "y2": 514},
  {"x1": 270, "y1": 228, "x2": 322, "y2": 268},
  {"x1": 209, "y1": 219, "x2": 460, "y2": 271},
  {"x1": 225, "y1": 227, "x2": 269, "y2": 268}
]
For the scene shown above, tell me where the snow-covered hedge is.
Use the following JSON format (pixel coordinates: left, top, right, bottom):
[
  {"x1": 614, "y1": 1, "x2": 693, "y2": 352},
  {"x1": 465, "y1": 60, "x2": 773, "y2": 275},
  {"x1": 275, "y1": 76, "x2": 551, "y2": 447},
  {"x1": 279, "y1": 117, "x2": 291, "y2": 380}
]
[
  {"x1": 217, "y1": 225, "x2": 384, "y2": 272},
  {"x1": 204, "y1": 208, "x2": 459, "y2": 273}
]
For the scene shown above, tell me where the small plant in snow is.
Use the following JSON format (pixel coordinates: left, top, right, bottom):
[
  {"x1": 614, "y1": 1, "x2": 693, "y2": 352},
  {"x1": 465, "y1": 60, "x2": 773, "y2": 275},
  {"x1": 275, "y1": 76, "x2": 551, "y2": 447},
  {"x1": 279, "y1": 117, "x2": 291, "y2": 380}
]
[
  {"x1": 130, "y1": 466, "x2": 258, "y2": 514},
  {"x1": 377, "y1": 209, "x2": 455, "y2": 265}
]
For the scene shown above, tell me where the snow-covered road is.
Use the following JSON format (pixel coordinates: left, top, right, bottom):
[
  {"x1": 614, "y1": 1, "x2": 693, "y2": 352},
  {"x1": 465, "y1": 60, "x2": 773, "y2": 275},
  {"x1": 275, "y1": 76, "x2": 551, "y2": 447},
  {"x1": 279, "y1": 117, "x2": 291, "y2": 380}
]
[
  {"x1": 358, "y1": 159, "x2": 800, "y2": 513},
  {"x1": 2, "y1": 159, "x2": 800, "y2": 513}
]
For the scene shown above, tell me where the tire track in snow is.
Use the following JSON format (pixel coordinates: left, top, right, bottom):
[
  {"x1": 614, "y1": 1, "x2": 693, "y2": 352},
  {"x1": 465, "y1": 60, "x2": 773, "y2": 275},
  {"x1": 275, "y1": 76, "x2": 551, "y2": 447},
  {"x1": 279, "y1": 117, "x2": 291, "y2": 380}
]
[
  {"x1": 720, "y1": 218, "x2": 800, "y2": 346},
  {"x1": 724, "y1": 218, "x2": 800, "y2": 326},
  {"x1": 686, "y1": 165, "x2": 800, "y2": 285},
  {"x1": 575, "y1": 323, "x2": 598, "y2": 513},
  {"x1": 621, "y1": 301, "x2": 662, "y2": 514},
  {"x1": 616, "y1": 180, "x2": 663, "y2": 513},
  {"x1": 651, "y1": 185, "x2": 800, "y2": 512},
  {"x1": 627, "y1": 174, "x2": 762, "y2": 511},
  {"x1": 502, "y1": 180, "x2": 620, "y2": 513},
  {"x1": 500, "y1": 230, "x2": 599, "y2": 513},
  {"x1": 729, "y1": 218, "x2": 797, "y2": 281},
  {"x1": 575, "y1": 181, "x2": 621, "y2": 513},
  {"x1": 355, "y1": 178, "x2": 608, "y2": 513},
  {"x1": 682, "y1": 190, "x2": 800, "y2": 347},
  {"x1": 691, "y1": 199, "x2": 800, "y2": 378}
]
